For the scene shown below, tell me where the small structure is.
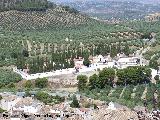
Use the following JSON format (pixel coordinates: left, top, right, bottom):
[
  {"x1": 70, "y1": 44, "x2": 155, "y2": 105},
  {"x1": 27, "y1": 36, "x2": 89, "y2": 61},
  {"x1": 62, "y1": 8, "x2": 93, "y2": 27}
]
[
  {"x1": 116, "y1": 57, "x2": 140, "y2": 69},
  {"x1": 107, "y1": 102, "x2": 116, "y2": 110},
  {"x1": 16, "y1": 92, "x2": 26, "y2": 98},
  {"x1": 74, "y1": 57, "x2": 84, "y2": 69}
]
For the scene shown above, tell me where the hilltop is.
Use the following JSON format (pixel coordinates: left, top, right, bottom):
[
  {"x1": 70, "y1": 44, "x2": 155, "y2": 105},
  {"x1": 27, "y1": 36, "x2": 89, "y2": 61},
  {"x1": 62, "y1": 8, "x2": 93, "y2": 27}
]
[{"x1": 54, "y1": 0, "x2": 160, "y2": 21}]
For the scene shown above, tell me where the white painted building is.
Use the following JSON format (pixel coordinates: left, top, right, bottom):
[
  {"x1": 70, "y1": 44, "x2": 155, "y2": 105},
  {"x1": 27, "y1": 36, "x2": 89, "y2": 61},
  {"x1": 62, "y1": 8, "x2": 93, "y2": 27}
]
[
  {"x1": 12, "y1": 102, "x2": 43, "y2": 114},
  {"x1": 0, "y1": 97, "x2": 21, "y2": 112},
  {"x1": 107, "y1": 102, "x2": 116, "y2": 110},
  {"x1": 116, "y1": 57, "x2": 140, "y2": 69}
]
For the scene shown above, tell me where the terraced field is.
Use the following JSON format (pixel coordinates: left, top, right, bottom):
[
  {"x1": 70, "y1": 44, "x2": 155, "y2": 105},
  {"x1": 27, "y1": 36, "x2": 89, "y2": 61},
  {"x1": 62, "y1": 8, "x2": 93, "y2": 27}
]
[
  {"x1": 0, "y1": 7, "x2": 89, "y2": 31},
  {"x1": 85, "y1": 84, "x2": 160, "y2": 109}
]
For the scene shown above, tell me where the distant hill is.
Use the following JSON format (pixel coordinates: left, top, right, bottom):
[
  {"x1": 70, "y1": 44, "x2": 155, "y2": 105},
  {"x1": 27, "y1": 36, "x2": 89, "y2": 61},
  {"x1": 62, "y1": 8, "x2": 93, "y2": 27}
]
[{"x1": 52, "y1": 0, "x2": 160, "y2": 21}]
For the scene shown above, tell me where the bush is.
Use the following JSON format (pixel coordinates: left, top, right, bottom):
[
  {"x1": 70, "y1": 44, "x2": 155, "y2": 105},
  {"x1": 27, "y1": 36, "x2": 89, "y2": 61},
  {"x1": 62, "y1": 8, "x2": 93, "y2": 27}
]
[
  {"x1": 154, "y1": 75, "x2": 159, "y2": 81},
  {"x1": 70, "y1": 95, "x2": 80, "y2": 108},
  {"x1": 77, "y1": 75, "x2": 88, "y2": 92},
  {"x1": 35, "y1": 78, "x2": 48, "y2": 88},
  {"x1": 0, "y1": 108, "x2": 5, "y2": 113},
  {"x1": 35, "y1": 91, "x2": 65, "y2": 104}
]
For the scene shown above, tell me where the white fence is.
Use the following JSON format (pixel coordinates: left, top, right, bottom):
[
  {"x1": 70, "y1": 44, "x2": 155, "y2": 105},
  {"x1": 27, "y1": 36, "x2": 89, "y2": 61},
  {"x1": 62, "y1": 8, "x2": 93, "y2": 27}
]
[{"x1": 13, "y1": 63, "x2": 111, "y2": 80}]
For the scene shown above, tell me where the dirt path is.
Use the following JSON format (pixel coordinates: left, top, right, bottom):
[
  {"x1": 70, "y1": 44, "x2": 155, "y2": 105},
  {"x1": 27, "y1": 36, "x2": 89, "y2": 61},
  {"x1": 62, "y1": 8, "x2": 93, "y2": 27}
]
[
  {"x1": 26, "y1": 40, "x2": 32, "y2": 52},
  {"x1": 141, "y1": 87, "x2": 147, "y2": 100},
  {"x1": 40, "y1": 42, "x2": 44, "y2": 54},
  {"x1": 131, "y1": 86, "x2": 137, "y2": 98},
  {"x1": 119, "y1": 87, "x2": 125, "y2": 99}
]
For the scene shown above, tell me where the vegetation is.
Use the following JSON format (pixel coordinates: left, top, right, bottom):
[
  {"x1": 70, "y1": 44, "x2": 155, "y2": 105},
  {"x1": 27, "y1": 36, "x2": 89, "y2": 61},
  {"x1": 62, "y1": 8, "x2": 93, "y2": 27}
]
[
  {"x1": 0, "y1": 107, "x2": 5, "y2": 113},
  {"x1": 117, "y1": 66, "x2": 151, "y2": 86},
  {"x1": 70, "y1": 95, "x2": 80, "y2": 108},
  {"x1": 24, "y1": 80, "x2": 33, "y2": 88},
  {"x1": 35, "y1": 78, "x2": 48, "y2": 88},
  {"x1": 77, "y1": 75, "x2": 88, "y2": 92},
  {"x1": 35, "y1": 91, "x2": 65, "y2": 104},
  {"x1": 0, "y1": 0, "x2": 54, "y2": 12},
  {"x1": 77, "y1": 66, "x2": 156, "y2": 109},
  {"x1": 83, "y1": 83, "x2": 160, "y2": 109},
  {"x1": 7, "y1": 82, "x2": 16, "y2": 88},
  {"x1": 0, "y1": 69, "x2": 22, "y2": 85},
  {"x1": 0, "y1": 0, "x2": 147, "y2": 70}
]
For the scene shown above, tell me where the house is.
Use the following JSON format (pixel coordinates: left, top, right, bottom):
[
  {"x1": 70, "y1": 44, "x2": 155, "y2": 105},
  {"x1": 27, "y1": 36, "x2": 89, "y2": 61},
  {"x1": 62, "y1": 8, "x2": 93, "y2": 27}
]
[
  {"x1": 16, "y1": 92, "x2": 26, "y2": 98},
  {"x1": 91, "y1": 55, "x2": 104, "y2": 64},
  {"x1": 116, "y1": 57, "x2": 140, "y2": 69},
  {"x1": 0, "y1": 95, "x2": 21, "y2": 112},
  {"x1": 12, "y1": 98, "x2": 43, "y2": 115},
  {"x1": 74, "y1": 57, "x2": 84, "y2": 69},
  {"x1": 107, "y1": 102, "x2": 116, "y2": 110}
]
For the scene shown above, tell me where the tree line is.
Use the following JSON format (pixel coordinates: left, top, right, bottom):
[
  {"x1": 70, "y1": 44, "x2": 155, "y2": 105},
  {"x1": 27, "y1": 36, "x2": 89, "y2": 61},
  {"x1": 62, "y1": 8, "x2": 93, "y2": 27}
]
[
  {"x1": 16, "y1": 42, "x2": 132, "y2": 74},
  {"x1": 77, "y1": 66, "x2": 151, "y2": 91}
]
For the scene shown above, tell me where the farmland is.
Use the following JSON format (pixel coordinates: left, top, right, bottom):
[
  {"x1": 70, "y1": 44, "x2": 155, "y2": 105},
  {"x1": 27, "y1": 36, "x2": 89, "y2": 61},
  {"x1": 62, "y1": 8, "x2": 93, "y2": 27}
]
[{"x1": 84, "y1": 84, "x2": 160, "y2": 110}]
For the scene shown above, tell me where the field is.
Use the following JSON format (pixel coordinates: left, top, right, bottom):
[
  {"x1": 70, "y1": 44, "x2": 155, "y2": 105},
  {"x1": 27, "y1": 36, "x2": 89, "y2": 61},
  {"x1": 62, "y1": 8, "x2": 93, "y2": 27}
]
[{"x1": 84, "y1": 83, "x2": 160, "y2": 110}]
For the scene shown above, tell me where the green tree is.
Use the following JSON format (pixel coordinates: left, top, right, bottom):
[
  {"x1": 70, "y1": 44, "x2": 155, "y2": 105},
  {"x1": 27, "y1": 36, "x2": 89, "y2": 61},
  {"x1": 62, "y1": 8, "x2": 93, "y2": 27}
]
[
  {"x1": 35, "y1": 78, "x2": 48, "y2": 88},
  {"x1": 88, "y1": 74, "x2": 99, "y2": 89},
  {"x1": 110, "y1": 45, "x2": 117, "y2": 58},
  {"x1": 123, "y1": 43, "x2": 130, "y2": 56},
  {"x1": 35, "y1": 91, "x2": 51, "y2": 104},
  {"x1": 99, "y1": 68, "x2": 115, "y2": 88},
  {"x1": 83, "y1": 58, "x2": 91, "y2": 67},
  {"x1": 149, "y1": 59, "x2": 159, "y2": 71},
  {"x1": 70, "y1": 95, "x2": 80, "y2": 108},
  {"x1": 0, "y1": 83, "x2": 5, "y2": 89},
  {"x1": 154, "y1": 75, "x2": 159, "y2": 81},
  {"x1": 77, "y1": 75, "x2": 88, "y2": 91},
  {"x1": 117, "y1": 66, "x2": 151, "y2": 85}
]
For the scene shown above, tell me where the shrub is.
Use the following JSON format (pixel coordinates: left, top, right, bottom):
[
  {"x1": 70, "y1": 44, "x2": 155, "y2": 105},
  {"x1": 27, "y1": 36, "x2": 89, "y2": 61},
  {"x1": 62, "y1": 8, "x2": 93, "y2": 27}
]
[
  {"x1": 35, "y1": 78, "x2": 48, "y2": 88},
  {"x1": 70, "y1": 95, "x2": 80, "y2": 108}
]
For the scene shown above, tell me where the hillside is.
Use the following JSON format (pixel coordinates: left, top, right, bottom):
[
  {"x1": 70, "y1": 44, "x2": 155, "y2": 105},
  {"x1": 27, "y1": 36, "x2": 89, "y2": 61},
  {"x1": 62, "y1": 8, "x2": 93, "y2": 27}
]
[{"x1": 0, "y1": 5, "x2": 89, "y2": 31}]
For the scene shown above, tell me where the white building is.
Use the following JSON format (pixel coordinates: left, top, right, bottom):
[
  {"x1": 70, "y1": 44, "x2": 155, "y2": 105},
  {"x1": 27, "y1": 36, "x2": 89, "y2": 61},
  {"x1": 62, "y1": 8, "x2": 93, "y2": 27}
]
[
  {"x1": 107, "y1": 102, "x2": 116, "y2": 110},
  {"x1": 0, "y1": 96, "x2": 21, "y2": 112},
  {"x1": 116, "y1": 57, "x2": 140, "y2": 69}
]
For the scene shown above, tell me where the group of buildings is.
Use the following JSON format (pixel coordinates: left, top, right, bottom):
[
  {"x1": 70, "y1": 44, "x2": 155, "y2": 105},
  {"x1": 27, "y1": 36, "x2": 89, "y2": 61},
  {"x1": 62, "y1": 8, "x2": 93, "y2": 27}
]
[
  {"x1": 75, "y1": 53, "x2": 141, "y2": 70},
  {"x1": 0, "y1": 92, "x2": 140, "y2": 120},
  {"x1": 13, "y1": 53, "x2": 143, "y2": 80}
]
